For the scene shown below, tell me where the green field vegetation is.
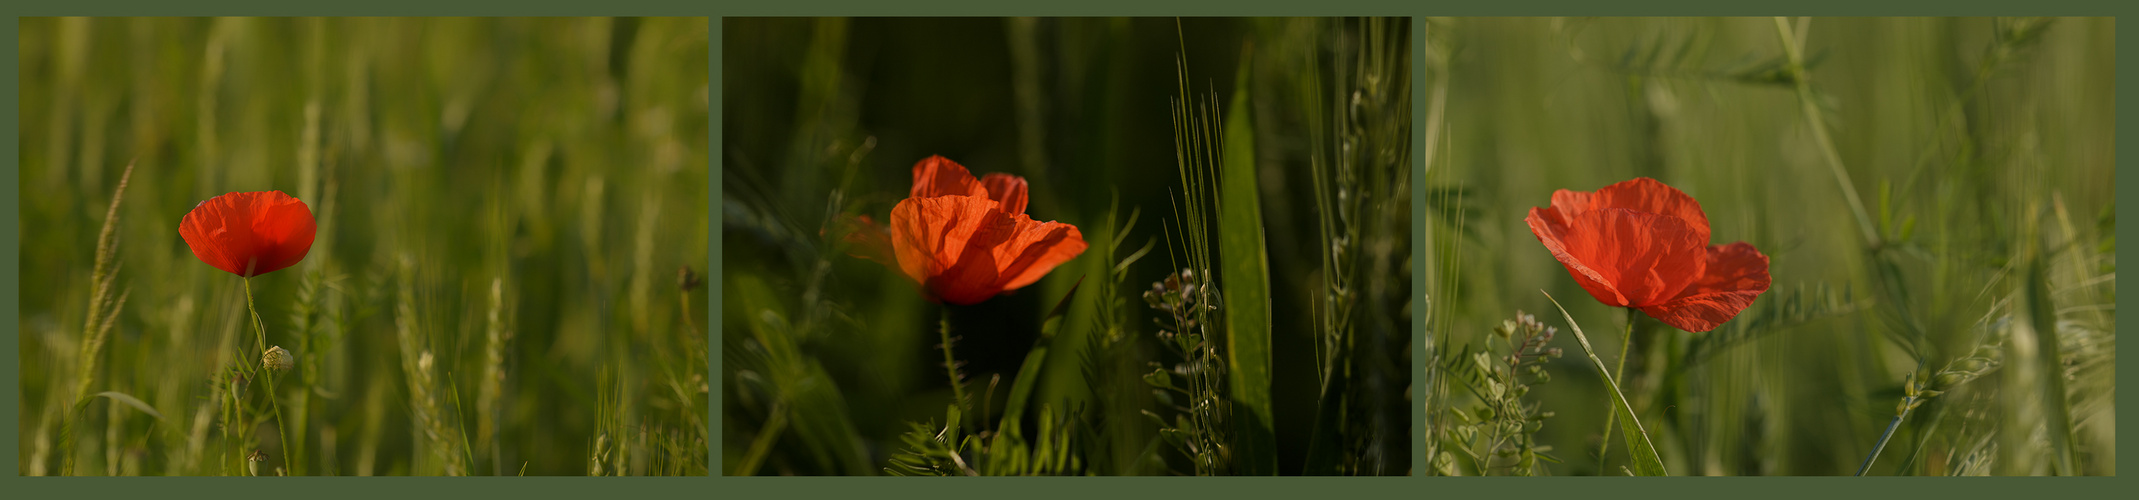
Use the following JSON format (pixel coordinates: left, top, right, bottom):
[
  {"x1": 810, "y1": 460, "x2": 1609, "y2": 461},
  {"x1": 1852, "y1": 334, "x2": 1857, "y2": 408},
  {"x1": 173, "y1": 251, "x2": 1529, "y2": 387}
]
[
  {"x1": 721, "y1": 17, "x2": 1410, "y2": 475},
  {"x1": 18, "y1": 17, "x2": 710, "y2": 476},
  {"x1": 1421, "y1": 17, "x2": 2113, "y2": 476}
]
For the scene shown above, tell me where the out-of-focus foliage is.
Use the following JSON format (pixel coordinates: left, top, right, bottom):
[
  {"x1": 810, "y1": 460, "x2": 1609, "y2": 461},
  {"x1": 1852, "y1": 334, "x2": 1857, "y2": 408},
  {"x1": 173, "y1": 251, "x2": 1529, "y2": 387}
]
[
  {"x1": 19, "y1": 17, "x2": 710, "y2": 476},
  {"x1": 1423, "y1": 17, "x2": 2112, "y2": 476}
]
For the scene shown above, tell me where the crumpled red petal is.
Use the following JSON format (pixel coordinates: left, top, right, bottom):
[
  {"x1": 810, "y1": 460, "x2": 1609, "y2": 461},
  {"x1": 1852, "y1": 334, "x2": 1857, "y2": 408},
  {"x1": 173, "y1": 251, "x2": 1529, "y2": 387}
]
[
  {"x1": 981, "y1": 172, "x2": 1029, "y2": 215},
  {"x1": 990, "y1": 214, "x2": 1086, "y2": 292},
  {"x1": 888, "y1": 194, "x2": 1016, "y2": 304},
  {"x1": 868, "y1": 155, "x2": 1087, "y2": 304},
  {"x1": 1640, "y1": 242, "x2": 1772, "y2": 332},
  {"x1": 1526, "y1": 206, "x2": 1707, "y2": 308},
  {"x1": 179, "y1": 191, "x2": 317, "y2": 277},
  {"x1": 837, "y1": 215, "x2": 897, "y2": 266},
  {"x1": 1549, "y1": 177, "x2": 1711, "y2": 244},
  {"x1": 911, "y1": 155, "x2": 990, "y2": 200}
]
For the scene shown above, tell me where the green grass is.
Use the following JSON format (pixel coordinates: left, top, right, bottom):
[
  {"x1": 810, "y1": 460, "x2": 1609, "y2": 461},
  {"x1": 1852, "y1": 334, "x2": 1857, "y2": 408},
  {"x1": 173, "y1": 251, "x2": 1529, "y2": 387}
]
[
  {"x1": 1422, "y1": 17, "x2": 2113, "y2": 476},
  {"x1": 18, "y1": 17, "x2": 710, "y2": 476},
  {"x1": 721, "y1": 17, "x2": 1411, "y2": 476}
]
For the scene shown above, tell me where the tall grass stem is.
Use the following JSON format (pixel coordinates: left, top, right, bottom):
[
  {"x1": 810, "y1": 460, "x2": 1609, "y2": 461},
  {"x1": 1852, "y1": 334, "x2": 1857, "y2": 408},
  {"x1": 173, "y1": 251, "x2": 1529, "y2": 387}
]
[
  {"x1": 1855, "y1": 408, "x2": 1908, "y2": 476},
  {"x1": 1771, "y1": 17, "x2": 1880, "y2": 248}
]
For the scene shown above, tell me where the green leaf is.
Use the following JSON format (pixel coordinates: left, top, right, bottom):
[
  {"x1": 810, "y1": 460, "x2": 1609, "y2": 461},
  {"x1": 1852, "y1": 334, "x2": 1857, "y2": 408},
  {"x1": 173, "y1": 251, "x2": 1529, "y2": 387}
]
[
  {"x1": 1217, "y1": 52, "x2": 1276, "y2": 476},
  {"x1": 1301, "y1": 356, "x2": 1350, "y2": 475},
  {"x1": 999, "y1": 277, "x2": 1083, "y2": 437},
  {"x1": 1542, "y1": 291, "x2": 1668, "y2": 476}
]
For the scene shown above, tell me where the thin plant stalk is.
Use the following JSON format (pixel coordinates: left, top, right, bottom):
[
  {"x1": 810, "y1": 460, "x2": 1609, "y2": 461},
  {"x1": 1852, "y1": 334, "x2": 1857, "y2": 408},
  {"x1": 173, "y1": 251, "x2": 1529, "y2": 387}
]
[
  {"x1": 1772, "y1": 16, "x2": 1879, "y2": 248},
  {"x1": 59, "y1": 159, "x2": 134, "y2": 476},
  {"x1": 938, "y1": 316, "x2": 967, "y2": 415},
  {"x1": 1855, "y1": 407, "x2": 1909, "y2": 476},
  {"x1": 732, "y1": 402, "x2": 787, "y2": 476},
  {"x1": 1596, "y1": 308, "x2": 1635, "y2": 471},
  {"x1": 245, "y1": 276, "x2": 294, "y2": 474}
]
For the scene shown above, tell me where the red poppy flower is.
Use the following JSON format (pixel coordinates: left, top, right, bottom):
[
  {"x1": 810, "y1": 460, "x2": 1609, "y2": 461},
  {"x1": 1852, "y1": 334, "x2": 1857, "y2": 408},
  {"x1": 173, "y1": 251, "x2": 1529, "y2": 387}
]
[
  {"x1": 846, "y1": 156, "x2": 1087, "y2": 305},
  {"x1": 1524, "y1": 178, "x2": 1770, "y2": 332},
  {"x1": 180, "y1": 191, "x2": 318, "y2": 277}
]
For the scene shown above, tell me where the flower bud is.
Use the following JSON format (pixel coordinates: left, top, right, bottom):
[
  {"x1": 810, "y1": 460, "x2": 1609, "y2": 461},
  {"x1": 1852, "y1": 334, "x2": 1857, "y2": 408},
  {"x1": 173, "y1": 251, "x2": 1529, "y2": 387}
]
[
  {"x1": 677, "y1": 266, "x2": 702, "y2": 291},
  {"x1": 245, "y1": 448, "x2": 267, "y2": 476},
  {"x1": 263, "y1": 346, "x2": 295, "y2": 373}
]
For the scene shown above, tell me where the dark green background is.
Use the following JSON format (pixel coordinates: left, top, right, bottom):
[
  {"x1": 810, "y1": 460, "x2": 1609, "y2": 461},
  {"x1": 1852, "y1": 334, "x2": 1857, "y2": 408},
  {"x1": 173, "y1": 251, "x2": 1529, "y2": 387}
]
[
  {"x1": 5, "y1": 0, "x2": 2136, "y2": 498},
  {"x1": 721, "y1": 17, "x2": 1410, "y2": 476}
]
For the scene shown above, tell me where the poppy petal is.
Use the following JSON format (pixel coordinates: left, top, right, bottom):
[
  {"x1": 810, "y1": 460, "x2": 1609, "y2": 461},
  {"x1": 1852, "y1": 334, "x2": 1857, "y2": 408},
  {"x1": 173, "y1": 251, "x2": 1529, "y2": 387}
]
[
  {"x1": 837, "y1": 215, "x2": 897, "y2": 266},
  {"x1": 910, "y1": 155, "x2": 989, "y2": 199},
  {"x1": 1527, "y1": 206, "x2": 1707, "y2": 308},
  {"x1": 180, "y1": 191, "x2": 315, "y2": 277},
  {"x1": 251, "y1": 193, "x2": 317, "y2": 275},
  {"x1": 1639, "y1": 242, "x2": 1770, "y2": 332},
  {"x1": 180, "y1": 198, "x2": 250, "y2": 275},
  {"x1": 888, "y1": 195, "x2": 1015, "y2": 303},
  {"x1": 930, "y1": 234, "x2": 1010, "y2": 305},
  {"x1": 867, "y1": 156, "x2": 1083, "y2": 304},
  {"x1": 991, "y1": 214, "x2": 1087, "y2": 292},
  {"x1": 981, "y1": 173, "x2": 1029, "y2": 215},
  {"x1": 1551, "y1": 177, "x2": 1711, "y2": 243}
]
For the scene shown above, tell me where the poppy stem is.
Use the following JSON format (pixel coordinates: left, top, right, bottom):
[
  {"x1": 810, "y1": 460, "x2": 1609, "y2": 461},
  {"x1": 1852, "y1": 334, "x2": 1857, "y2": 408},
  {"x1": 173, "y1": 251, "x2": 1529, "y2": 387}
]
[
  {"x1": 938, "y1": 314, "x2": 969, "y2": 417},
  {"x1": 244, "y1": 277, "x2": 295, "y2": 475},
  {"x1": 1597, "y1": 308, "x2": 1637, "y2": 473}
]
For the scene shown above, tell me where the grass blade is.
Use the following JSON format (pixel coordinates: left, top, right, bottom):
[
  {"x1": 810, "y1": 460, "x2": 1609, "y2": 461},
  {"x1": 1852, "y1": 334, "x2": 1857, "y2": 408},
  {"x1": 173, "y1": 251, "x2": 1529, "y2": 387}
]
[
  {"x1": 93, "y1": 391, "x2": 165, "y2": 422},
  {"x1": 1543, "y1": 291, "x2": 1668, "y2": 476},
  {"x1": 1217, "y1": 52, "x2": 1276, "y2": 475},
  {"x1": 2023, "y1": 247, "x2": 2079, "y2": 475},
  {"x1": 732, "y1": 274, "x2": 872, "y2": 475},
  {"x1": 1000, "y1": 277, "x2": 1084, "y2": 434}
]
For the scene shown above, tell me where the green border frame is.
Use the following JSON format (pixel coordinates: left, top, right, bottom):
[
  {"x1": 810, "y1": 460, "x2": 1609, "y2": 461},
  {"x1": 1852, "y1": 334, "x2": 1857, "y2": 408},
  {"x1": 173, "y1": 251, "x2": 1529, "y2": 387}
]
[{"x1": 2, "y1": 1, "x2": 2130, "y2": 498}]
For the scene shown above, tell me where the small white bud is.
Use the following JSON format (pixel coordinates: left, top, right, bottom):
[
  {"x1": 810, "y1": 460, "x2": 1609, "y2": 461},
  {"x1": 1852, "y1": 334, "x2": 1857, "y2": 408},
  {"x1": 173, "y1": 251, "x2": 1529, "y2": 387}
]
[{"x1": 263, "y1": 346, "x2": 294, "y2": 373}]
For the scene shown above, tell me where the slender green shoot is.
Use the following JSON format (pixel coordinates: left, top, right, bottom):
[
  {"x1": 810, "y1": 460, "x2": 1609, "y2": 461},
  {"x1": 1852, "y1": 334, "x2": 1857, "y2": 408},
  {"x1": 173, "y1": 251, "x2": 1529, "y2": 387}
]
[{"x1": 1544, "y1": 291, "x2": 1667, "y2": 476}]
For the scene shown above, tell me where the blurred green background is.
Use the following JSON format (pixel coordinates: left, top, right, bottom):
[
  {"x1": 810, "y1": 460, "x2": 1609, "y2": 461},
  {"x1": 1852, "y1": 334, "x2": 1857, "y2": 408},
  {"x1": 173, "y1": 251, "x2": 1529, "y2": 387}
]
[
  {"x1": 1422, "y1": 17, "x2": 2113, "y2": 475},
  {"x1": 18, "y1": 17, "x2": 709, "y2": 475},
  {"x1": 722, "y1": 18, "x2": 1411, "y2": 475}
]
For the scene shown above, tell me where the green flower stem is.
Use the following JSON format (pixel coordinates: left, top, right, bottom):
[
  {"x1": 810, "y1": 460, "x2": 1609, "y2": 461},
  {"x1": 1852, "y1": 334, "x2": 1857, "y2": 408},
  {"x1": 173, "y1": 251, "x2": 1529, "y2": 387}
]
[
  {"x1": 938, "y1": 314, "x2": 967, "y2": 415},
  {"x1": 1597, "y1": 308, "x2": 1636, "y2": 472},
  {"x1": 244, "y1": 277, "x2": 295, "y2": 475}
]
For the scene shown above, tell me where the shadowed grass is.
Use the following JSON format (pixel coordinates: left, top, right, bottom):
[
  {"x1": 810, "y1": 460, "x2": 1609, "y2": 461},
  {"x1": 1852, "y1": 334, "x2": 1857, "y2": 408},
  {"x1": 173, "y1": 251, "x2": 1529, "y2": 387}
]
[{"x1": 723, "y1": 17, "x2": 1410, "y2": 476}]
